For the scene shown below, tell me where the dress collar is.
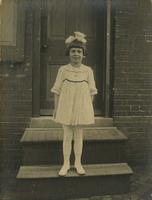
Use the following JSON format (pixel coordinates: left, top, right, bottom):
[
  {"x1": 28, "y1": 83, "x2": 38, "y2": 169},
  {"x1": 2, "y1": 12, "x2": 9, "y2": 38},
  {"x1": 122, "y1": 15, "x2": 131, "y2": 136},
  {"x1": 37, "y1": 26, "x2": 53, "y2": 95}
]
[{"x1": 65, "y1": 64, "x2": 87, "y2": 72}]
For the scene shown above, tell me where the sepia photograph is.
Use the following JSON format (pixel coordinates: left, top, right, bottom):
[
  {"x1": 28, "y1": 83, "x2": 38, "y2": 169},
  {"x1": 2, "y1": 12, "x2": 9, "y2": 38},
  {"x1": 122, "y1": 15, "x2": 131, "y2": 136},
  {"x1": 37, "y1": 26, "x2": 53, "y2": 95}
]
[{"x1": 0, "y1": 0, "x2": 152, "y2": 199}]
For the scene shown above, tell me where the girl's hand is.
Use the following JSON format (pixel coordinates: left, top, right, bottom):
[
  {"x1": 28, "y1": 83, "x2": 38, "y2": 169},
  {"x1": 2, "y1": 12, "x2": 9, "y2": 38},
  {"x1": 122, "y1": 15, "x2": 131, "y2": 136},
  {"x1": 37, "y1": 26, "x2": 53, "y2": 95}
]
[
  {"x1": 91, "y1": 95, "x2": 94, "y2": 102},
  {"x1": 53, "y1": 109, "x2": 57, "y2": 119}
]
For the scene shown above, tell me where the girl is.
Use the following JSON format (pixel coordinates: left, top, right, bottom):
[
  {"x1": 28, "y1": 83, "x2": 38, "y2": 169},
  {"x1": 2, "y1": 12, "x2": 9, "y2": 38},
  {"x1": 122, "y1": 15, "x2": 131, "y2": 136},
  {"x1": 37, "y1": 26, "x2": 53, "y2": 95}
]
[{"x1": 51, "y1": 32, "x2": 97, "y2": 176}]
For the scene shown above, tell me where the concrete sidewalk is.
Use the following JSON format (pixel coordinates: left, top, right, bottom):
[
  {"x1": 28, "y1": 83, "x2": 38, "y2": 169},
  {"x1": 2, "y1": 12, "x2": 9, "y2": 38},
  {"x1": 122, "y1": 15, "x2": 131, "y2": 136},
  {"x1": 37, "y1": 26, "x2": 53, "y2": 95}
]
[
  {"x1": 1, "y1": 164, "x2": 152, "y2": 200},
  {"x1": 69, "y1": 164, "x2": 152, "y2": 200}
]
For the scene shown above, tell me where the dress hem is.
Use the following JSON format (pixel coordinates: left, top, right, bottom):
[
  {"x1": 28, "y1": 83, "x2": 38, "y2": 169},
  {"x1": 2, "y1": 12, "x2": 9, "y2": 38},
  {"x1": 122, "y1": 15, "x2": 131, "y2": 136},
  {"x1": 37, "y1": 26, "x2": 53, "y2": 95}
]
[{"x1": 52, "y1": 118, "x2": 95, "y2": 126}]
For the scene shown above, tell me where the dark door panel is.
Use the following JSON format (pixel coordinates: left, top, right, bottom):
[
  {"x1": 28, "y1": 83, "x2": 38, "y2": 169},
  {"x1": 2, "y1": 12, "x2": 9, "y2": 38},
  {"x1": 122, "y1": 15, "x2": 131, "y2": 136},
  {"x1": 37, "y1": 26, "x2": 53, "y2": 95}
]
[{"x1": 40, "y1": 0, "x2": 106, "y2": 115}]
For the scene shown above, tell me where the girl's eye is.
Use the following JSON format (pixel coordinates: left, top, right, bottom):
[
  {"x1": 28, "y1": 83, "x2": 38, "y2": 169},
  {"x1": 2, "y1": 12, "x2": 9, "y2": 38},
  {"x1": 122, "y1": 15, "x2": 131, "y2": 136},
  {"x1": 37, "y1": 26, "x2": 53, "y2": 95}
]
[{"x1": 71, "y1": 49, "x2": 82, "y2": 53}]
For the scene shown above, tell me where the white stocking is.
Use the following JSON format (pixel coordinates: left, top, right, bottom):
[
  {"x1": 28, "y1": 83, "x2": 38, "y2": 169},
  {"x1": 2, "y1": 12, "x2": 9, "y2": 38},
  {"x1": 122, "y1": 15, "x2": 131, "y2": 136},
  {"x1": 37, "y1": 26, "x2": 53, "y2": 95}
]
[
  {"x1": 74, "y1": 127, "x2": 83, "y2": 166},
  {"x1": 62, "y1": 125, "x2": 73, "y2": 166}
]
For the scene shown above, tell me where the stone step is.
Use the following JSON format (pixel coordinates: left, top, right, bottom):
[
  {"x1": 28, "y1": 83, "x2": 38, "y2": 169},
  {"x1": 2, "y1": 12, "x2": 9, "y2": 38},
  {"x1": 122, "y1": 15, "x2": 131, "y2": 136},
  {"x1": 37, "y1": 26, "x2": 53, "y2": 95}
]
[
  {"x1": 21, "y1": 127, "x2": 127, "y2": 142},
  {"x1": 16, "y1": 163, "x2": 133, "y2": 200},
  {"x1": 21, "y1": 127, "x2": 128, "y2": 165},
  {"x1": 29, "y1": 117, "x2": 113, "y2": 128}
]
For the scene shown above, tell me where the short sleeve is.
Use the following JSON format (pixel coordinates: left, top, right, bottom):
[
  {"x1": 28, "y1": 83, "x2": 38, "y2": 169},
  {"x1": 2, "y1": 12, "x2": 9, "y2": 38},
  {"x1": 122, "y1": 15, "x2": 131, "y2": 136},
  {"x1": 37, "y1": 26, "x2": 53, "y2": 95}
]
[
  {"x1": 51, "y1": 67, "x2": 63, "y2": 95},
  {"x1": 88, "y1": 68, "x2": 98, "y2": 95}
]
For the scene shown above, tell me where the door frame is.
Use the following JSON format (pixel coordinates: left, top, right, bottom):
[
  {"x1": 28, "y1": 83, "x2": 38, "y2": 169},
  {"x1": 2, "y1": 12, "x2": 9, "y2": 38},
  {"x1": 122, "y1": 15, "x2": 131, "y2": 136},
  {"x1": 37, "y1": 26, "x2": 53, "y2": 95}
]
[{"x1": 32, "y1": 0, "x2": 114, "y2": 117}]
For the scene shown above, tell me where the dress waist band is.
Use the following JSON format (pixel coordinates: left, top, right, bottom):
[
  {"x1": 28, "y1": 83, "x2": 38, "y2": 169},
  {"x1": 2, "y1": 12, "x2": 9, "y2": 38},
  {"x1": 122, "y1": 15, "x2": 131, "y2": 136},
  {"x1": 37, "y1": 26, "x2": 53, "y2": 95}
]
[{"x1": 63, "y1": 79, "x2": 88, "y2": 84}]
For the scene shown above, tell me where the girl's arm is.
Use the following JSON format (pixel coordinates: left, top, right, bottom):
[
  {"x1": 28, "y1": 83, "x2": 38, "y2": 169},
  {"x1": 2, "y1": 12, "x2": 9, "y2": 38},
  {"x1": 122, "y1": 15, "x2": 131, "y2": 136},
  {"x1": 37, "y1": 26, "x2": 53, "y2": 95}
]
[
  {"x1": 54, "y1": 93, "x2": 59, "y2": 110},
  {"x1": 54, "y1": 93, "x2": 59, "y2": 117},
  {"x1": 91, "y1": 95, "x2": 94, "y2": 102},
  {"x1": 88, "y1": 68, "x2": 97, "y2": 96}
]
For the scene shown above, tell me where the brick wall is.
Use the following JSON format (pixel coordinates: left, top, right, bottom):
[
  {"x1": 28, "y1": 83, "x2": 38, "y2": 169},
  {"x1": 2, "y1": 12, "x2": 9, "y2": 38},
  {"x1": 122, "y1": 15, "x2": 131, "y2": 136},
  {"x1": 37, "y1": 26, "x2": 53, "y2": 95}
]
[
  {"x1": 0, "y1": 2, "x2": 33, "y2": 176},
  {"x1": 1, "y1": 0, "x2": 152, "y2": 180},
  {"x1": 113, "y1": 0, "x2": 152, "y2": 164}
]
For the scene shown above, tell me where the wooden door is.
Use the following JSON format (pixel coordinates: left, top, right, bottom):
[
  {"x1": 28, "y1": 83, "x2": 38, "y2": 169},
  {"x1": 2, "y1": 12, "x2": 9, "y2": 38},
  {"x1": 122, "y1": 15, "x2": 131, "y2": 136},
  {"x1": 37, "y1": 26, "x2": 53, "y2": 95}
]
[{"x1": 40, "y1": 0, "x2": 106, "y2": 116}]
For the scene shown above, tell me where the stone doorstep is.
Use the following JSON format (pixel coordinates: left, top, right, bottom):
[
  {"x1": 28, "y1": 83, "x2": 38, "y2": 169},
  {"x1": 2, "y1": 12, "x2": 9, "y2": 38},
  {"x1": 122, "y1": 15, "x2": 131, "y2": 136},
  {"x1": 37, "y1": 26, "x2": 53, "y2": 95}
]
[
  {"x1": 21, "y1": 127, "x2": 127, "y2": 143},
  {"x1": 17, "y1": 163, "x2": 133, "y2": 179}
]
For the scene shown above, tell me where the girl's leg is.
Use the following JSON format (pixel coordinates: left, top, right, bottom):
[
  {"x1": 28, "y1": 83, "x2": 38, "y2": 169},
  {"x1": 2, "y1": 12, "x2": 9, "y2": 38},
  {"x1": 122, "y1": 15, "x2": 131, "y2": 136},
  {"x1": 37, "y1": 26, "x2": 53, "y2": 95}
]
[
  {"x1": 59, "y1": 125, "x2": 73, "y2": 176},
  {"x1": 74, "y1": 127, "x2": 85, "y2": 175}
]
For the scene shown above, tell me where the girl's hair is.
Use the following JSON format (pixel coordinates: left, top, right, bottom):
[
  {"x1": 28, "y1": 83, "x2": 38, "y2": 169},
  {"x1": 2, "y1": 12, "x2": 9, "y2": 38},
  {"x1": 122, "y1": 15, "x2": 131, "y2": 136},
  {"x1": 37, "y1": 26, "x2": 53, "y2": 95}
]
[{"x1": 65, "y1": 39, "x2": 87, "y2": 56}]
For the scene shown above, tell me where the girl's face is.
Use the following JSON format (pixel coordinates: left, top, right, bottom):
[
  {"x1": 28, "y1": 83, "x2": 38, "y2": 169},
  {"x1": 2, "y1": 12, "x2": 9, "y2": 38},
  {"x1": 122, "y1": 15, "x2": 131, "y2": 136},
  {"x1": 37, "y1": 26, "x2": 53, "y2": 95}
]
[{"x1": 69, "y1": 48, "x2": 84, "y2": 65}]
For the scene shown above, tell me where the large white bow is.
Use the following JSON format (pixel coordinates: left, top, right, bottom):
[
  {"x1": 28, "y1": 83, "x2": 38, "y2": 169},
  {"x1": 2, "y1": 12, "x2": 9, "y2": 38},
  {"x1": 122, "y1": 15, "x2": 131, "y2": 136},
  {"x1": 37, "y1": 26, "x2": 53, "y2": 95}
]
[{"x1": 65, "y1": 32, "x2": 87, "y2": 44}]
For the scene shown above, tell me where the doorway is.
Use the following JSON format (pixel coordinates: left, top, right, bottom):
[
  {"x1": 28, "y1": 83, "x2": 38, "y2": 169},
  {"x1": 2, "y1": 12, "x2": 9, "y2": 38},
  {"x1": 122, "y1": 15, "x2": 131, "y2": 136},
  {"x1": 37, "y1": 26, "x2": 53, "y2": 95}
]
[{"x1": 40, "y1": 0, "x2": 107, "y2": 116}]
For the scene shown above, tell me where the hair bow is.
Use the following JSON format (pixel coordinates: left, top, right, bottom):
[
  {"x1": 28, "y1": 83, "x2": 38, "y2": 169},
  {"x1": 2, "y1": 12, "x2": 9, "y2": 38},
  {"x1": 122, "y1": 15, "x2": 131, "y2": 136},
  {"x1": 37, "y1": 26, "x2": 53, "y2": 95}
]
[{"x1": 65, "y1": 31, "x2": 87, "y2": 44}]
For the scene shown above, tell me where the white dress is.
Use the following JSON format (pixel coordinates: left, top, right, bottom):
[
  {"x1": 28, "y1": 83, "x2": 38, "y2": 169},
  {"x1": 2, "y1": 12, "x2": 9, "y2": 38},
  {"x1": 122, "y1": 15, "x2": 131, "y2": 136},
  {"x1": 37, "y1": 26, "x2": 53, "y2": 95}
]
[{"x1": 51, "y1": 64, "x2": 97, "y2": 126}]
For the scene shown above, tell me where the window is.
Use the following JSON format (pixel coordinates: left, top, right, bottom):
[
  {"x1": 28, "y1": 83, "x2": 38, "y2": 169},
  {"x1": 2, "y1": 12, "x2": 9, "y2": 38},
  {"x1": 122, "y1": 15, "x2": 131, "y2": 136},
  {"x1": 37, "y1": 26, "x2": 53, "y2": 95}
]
[
  {"x1": 0, "y1": 0, "x2": 25, "y2": 62},
  {"x1": 0, "y1": 0, "x2": 17, "y2": 46}
]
